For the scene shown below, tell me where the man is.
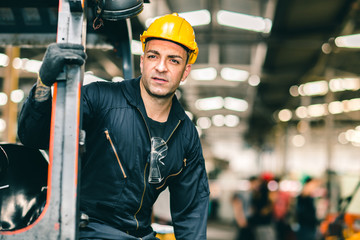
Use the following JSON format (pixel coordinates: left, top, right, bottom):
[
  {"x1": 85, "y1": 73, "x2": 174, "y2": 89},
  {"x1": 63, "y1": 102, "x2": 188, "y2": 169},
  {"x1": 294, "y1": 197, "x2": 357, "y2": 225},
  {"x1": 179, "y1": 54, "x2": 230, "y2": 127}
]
[
  {"x1": 18, "y1": 13, "x2": 210, "y2": 240},
  {"x1": 296, "y1": 176, "x2": 319, "y2": 240},
  {"x1": 232, "y1": 176, "x2": 260, "y2": 240}
]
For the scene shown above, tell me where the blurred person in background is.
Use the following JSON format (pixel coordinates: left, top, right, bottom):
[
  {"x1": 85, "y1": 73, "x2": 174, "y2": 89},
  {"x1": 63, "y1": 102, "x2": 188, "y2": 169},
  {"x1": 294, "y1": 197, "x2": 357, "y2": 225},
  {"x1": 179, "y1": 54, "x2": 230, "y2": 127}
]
[
  {"x1": 249, "y1": 173, "x2": 277, "y2": 240},
  {"x1": 272, "y1": 177, "x2": 296, "y2": 240},
  {"x1": 232, "y1": 176, "x2": 261, "y2": 240},
  {"x1": 296, "y1": 176, "x2": 320, "y2": 240}
]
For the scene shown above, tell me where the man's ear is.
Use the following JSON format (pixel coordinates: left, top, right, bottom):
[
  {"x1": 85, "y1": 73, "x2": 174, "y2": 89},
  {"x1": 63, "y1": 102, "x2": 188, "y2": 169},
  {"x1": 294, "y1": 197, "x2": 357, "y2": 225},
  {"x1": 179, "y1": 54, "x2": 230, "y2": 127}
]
[{"x1": 181, "y1": 64, "x2": 192, "y2": 82}]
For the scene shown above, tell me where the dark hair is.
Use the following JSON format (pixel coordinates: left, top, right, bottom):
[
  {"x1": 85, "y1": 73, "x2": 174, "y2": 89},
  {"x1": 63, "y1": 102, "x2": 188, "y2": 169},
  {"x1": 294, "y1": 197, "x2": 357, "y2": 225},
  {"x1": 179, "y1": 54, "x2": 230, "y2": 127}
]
[
  {"x1": 304, "y1": 176, "x2": 313, "y2": 184},
  {"x1": 249, "y1": 176, "x2": 258, "y2": 182}
]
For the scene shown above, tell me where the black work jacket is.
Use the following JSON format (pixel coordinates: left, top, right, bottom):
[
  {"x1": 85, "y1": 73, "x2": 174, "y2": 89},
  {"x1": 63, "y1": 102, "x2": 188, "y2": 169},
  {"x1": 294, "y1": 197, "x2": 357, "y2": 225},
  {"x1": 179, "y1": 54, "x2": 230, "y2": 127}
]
[{"x1": 17, "y1": 77, "x2": 210, "y2": 239}]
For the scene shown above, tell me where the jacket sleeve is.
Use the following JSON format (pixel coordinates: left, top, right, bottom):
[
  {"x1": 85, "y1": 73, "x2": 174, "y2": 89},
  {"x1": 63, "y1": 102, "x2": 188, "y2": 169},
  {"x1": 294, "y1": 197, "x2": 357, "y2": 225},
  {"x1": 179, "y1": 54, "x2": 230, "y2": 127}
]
[
  {"x1": 18, "y1": 82, "x2": 101, "y2": 149},
  {"x1": 17, "y1": 84, "x2": 52, "y2": 149},
  {"x1": 168, "y1": 125, "x2": 210, "y2": 240}
]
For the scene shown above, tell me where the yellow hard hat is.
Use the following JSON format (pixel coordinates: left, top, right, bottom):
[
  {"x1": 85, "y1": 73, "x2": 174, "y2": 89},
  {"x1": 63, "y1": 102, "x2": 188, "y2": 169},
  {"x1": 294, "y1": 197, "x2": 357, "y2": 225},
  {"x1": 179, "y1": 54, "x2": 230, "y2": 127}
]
[{"x1": 140, "y1": 13, "x2": 199, "y2": 64}]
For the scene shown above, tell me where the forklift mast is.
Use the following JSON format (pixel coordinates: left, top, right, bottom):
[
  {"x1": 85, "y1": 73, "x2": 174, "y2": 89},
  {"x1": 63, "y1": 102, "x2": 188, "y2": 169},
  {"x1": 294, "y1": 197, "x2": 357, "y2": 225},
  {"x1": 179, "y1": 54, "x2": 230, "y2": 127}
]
[
  {"x1": 1, "y1": 0, "x2": 86, "y2": 239},
  {"x1": 0, "y1": 0, "x2": 140, "y2": 239}
]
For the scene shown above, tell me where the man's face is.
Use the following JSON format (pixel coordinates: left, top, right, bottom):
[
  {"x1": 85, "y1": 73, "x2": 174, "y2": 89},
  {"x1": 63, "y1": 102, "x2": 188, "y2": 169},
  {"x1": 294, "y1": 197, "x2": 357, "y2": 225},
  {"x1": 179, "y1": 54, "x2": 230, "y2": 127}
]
[{"x1": 140, "y1": 39, "x2": 191, "y2": 99}]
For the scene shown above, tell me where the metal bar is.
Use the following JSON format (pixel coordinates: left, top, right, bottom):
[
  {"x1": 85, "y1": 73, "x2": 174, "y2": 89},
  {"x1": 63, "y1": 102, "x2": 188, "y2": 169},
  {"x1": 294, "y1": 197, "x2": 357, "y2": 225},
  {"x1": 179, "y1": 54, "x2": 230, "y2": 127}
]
[
  {"x1": 55, "y1": 0, "x2": 85, "y2": 239},
  {"x1": 121, "y1": 19, "x2": 134, "y2": 79},
  {"x1": 3, "y1": 47, "x2": 19, "y2": 143}
]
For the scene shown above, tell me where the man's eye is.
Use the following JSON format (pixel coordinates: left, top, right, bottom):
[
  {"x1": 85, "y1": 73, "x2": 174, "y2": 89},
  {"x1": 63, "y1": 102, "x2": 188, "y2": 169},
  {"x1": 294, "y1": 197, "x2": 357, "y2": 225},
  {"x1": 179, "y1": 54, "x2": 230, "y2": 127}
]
[
  {"x1": 171, "y1": 59, "x2": 180, "y2": 64},
  {"x1": 147, "y1": 55, "x2": 156, "y2": 59}
]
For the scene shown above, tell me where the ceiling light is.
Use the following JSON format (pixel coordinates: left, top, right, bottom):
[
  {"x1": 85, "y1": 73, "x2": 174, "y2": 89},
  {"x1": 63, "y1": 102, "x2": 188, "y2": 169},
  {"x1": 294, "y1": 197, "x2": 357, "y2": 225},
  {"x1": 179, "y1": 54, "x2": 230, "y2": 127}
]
[
  {"x1": 329, "y1": 78, "x2": 360, "y2": 92},
  {"x1": 212, "y1": 114, "x2": 225, "y2": 127},
  {"x1": 307, "y1": 104, "x2": 326, "y2": 117},
  {"x1": 278, "y1": 109, "x2": 292, "y2": 122},
  {"x1": 224, "y1": 115, "x2": 239, "y2": 127},
  {"x1": 300, "y1": 80, "x2": 328, "y2": 96},
  {"x1": 10, "y1": 89, "x2": 24, "y2": 103},
  {"x1": 0, "y1": 119, "x2": 6, "y2": 132},
  {"x1": 295, "y1": 97, "x2": 360, "y2": 119},
  {"x1": 321, "y1": 43, "x2": 332, "y2": 54},
  {"x1": 191, "y1": 67, "x2": 217, "y2": 81},
  {"x1": 345, "y1": 129, "x2": 360, "y2": 144},
  {"x1": 289, "y1": 85, "x2": 299, "y2": 97},
  {"x1": 195, "y1": 96, "x2": 223, "y2": 111},
  {"x1": 0, "y1": 93, "x2": 8, "y2": 106},
  {"x1": 0, "y1": 53, "x2": 9, "y2": 67},
  {"x1": 131, "y1": 40, "x2": 143, "y2": 55},
  {"x1": 146, "y1": 10, "x2": 211, "y2": 28},
  {"x1": 179, "y1": 10, "x2": 211, "y2": 26},
  {"x1": 12, "y1": 57, "x2": 23, "y2": 69},
  {"x1": 197, "y1": 117, "x2": 211, "y2": 129},
  {"x1": 248, "y1": 75, "x2": 260, "y2": 86},
  {"x1": 328, "y1": 101, "x2": 343, "y2": 114},
  {"x1": 224, "y1": 97, "x2": 248, "y2": 112},
  {"x1": 217, "y1": 10, "x2": 272, "y2": 33},
  {"x1": 292, "y1": 134, "x2": 305, "y2": 147},
  {"x1": 10, "y1": 57, "x2": 41, "y2": 73},
  {"x1": 335, "y1": 34, "x2": 360, "y2": 48},
  {"x1": 23, "y1": 59, "x2": 42, "y2": 73},
  {"x1": 295, "y1": 106, "x2": 308, "y2": 119},
  {"x1": 338, "y1": 132, "x2": 348, "y2": 145},
  {"x1": 221, "y1": 67, "x2": 249, "y2": 82},
  {"x1": 346, "y1": 98, "x2": 360, "y2": 111}
]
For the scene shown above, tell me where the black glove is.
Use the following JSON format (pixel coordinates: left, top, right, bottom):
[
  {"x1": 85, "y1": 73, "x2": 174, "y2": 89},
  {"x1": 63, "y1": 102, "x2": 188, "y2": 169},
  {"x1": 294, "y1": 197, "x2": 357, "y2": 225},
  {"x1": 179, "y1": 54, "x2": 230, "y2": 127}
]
[{"x1": 39, "y1": 43, "x2": 87, "y2": 86}]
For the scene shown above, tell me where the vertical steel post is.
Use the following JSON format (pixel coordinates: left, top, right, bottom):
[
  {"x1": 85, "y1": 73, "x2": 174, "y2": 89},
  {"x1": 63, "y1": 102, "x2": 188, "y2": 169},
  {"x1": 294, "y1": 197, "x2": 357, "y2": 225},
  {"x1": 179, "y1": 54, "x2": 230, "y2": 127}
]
[
  {"x1": 3, "y1": 47, "x2": 20, "y2": 143},
  {"x1": 55, "y1": 0, "x2": 86, "y2": 238},
  {"x1": 120, "y1": 19, "x2": 134, "y2": 79}
]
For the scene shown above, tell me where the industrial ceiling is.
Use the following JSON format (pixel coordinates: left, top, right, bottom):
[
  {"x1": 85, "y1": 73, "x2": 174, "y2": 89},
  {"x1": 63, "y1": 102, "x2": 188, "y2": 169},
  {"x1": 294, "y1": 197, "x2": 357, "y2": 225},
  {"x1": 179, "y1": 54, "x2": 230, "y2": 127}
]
[{"x1": 0, "y1": 0, "x2": 359, "y2": 155}]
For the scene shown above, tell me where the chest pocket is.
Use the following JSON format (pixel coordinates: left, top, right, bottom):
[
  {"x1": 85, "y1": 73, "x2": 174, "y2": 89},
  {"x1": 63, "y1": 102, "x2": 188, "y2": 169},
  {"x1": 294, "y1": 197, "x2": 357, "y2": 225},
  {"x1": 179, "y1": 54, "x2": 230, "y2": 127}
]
[{"x1": 104, "y1": 129, "x2": 127, "y2": 179}]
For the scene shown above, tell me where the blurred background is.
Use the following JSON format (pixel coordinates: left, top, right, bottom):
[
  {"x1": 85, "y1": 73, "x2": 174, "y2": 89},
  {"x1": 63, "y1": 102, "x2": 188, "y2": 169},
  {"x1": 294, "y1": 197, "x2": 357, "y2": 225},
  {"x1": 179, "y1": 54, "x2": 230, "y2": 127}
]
[{"x1": 0, "y1": 0, "x2": 360, "y2": 239}]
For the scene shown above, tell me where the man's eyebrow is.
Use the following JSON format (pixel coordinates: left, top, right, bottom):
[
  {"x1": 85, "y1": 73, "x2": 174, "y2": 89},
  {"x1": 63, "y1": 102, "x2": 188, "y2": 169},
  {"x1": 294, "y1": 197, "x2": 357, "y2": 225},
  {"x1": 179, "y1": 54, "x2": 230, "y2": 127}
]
[
  {"x1": 168, "y1": 54, "x2": 183, "y2": 60},
  {"x1": 147, "y1": 49, "x2": 160, "y2": 55},
  {"x1": 146, "y1": 49, "x2": 184, "y2": 60}
]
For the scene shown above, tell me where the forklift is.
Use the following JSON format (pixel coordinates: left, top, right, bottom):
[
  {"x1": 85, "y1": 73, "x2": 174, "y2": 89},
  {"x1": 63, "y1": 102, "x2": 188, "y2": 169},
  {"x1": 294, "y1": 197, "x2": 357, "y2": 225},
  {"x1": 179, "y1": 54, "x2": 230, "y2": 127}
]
[{"x1": 0, "y1": 0, "x2": 150, "y2": 239}]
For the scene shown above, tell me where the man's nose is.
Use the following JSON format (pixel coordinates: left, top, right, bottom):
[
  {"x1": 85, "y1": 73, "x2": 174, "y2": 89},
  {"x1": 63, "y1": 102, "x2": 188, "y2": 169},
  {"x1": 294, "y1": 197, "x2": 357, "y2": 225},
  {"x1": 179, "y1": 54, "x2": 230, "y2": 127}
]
[{"x1": 155, "y1": 58, "x2": 168, "y2": 72}]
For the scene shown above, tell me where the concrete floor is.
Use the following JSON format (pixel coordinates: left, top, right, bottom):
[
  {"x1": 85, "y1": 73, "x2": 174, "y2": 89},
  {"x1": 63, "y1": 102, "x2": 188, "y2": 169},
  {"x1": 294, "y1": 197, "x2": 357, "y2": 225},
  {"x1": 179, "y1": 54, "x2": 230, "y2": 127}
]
[{"x1": 207, "y1": 220, "x2": 237, "y2": 240}]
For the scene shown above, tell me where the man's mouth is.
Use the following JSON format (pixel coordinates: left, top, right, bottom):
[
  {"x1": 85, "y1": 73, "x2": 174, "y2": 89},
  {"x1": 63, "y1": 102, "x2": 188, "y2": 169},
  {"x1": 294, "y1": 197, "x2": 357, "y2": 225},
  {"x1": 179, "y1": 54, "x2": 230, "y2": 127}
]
[{"x1": 152, "y1": 77, "x2": 167, "y2": 82}]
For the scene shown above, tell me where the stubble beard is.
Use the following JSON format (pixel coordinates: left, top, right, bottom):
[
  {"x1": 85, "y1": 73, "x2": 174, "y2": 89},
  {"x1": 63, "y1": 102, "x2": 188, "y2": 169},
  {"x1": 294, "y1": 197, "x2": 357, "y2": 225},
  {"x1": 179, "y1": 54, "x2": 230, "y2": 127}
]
[{"x1": 144, "y1": 83, "x2": 175, "y2": 99}]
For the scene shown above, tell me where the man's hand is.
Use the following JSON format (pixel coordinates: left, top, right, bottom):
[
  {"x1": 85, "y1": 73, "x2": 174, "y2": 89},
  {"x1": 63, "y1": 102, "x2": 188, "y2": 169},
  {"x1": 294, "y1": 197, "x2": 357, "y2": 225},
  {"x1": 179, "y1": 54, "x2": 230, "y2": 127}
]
[{"x1": 39, "y1": 43, "x2": 87, "y2": 86}]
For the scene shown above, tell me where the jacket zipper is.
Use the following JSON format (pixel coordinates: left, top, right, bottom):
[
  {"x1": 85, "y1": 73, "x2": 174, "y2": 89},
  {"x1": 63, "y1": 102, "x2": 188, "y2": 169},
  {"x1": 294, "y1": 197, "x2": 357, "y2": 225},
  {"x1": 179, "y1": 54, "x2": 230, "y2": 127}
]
[
  {"x1": 104, "y1": 129, "x2": 127, "y2": 178},
  {"x1": 155, "y1": 167, "x2": 183, "y2": 190},
  {"x1": 134, "y1": 162, "x2": 148, "y2": 230},
  {"x1": 134, "y1": 108, "x2": 182, "y2": 229},
  {"x1": 165, "y1": 120, "x2": 181, "y2": 144}
]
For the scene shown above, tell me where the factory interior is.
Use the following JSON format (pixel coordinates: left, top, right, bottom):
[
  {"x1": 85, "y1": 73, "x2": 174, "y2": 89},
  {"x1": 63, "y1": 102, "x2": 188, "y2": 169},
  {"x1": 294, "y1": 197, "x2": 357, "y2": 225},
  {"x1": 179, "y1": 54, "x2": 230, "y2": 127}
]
[{"x1": 0, "y1": 0, "x2": 360, "y2": 239}]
